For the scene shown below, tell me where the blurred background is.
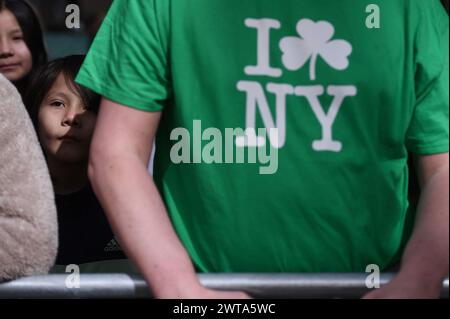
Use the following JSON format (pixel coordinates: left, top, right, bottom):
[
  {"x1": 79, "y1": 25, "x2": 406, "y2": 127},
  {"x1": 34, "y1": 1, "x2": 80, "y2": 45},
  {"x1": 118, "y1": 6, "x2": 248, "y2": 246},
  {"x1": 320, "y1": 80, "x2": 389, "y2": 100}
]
[
  {"x1": 444, "y1": 0, "x2": 450, "y2": 12},
  {"x1": 28, "y1": 0, "x2": 112, "y2": 59}
]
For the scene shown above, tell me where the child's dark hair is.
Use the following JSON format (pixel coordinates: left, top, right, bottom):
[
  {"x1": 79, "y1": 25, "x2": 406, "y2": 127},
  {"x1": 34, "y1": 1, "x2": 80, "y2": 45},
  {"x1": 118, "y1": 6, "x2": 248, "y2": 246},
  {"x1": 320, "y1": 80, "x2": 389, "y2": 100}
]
[
  {"x1": 0, "y1": 0, "x2": 48, "y2": 95},
  {"x1": 25, "y1": 55, "x2": 101, "y2": 129}
]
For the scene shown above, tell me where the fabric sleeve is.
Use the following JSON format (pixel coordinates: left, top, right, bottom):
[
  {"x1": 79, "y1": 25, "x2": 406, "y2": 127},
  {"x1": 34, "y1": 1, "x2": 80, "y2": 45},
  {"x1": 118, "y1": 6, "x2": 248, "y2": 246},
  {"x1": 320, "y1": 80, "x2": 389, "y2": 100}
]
[
  {"x1": 76, "y1": 0, "x2": 170, "y2": 112},
  {"x1": 0, "y1": 75, "x2": 58, "y2": 282},
  {"x1": 406, "y1": 0, "x2": 449, "y2": 155}
]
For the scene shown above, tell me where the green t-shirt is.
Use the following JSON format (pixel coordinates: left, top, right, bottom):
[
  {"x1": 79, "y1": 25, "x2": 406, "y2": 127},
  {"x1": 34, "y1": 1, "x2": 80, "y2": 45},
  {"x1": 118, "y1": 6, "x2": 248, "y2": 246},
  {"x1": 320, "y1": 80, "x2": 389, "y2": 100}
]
[{"x1": 76, "y1": 0, "x2": 449, "y2": 273}]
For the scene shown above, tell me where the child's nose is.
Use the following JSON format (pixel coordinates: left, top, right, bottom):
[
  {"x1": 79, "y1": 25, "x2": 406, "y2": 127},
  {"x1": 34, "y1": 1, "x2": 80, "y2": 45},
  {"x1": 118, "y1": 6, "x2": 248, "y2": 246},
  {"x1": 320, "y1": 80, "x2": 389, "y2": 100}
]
[
  {"x1": 0, "y1": 38, "x2": 13, "y2": 58},
  {"x1": 62, "y1": 109, "x2": 81, "y2": 127}
]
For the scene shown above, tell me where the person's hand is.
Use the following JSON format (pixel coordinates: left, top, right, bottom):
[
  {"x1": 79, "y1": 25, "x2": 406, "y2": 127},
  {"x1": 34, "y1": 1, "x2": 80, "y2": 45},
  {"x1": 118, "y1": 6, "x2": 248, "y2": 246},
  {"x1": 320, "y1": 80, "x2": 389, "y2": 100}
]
[
  {"x1": 362, "y1": 272, "x2": 443, "y2": 299},
  {"x1": 159, "y1": 288, "x2": 251, "y2": 299},
  {"x1": 195, "y1": 287, "x2": 252, "y2": 299},
  {"x1": 154, "y1": 281, "x2": 251, "y2": 299}
]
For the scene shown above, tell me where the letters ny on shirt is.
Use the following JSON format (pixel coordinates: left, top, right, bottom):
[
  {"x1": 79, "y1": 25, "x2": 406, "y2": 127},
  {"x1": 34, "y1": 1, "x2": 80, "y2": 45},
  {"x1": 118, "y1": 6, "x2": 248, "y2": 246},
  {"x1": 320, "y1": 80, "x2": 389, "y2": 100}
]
[{"x1": 238, "y1": 18, "x2": 358, "y2": 152}]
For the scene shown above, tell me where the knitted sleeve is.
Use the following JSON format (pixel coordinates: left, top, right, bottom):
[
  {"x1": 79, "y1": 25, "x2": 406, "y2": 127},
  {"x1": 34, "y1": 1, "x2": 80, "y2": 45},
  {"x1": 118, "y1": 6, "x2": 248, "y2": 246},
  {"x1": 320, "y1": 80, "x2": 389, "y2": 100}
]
[{"x1": 0, "y1": 74, "x2": 58, "y2": 282}]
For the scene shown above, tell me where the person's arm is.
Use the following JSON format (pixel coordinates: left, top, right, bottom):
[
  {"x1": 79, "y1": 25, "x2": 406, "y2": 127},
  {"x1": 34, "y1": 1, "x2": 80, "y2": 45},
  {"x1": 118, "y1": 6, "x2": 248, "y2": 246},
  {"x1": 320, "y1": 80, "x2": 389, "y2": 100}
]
[
  {"x1": 88, "y1": 98, "x2": 249, "y2": 299},
  {"x1": 364, "y1": 153, "x2": 449, "y2": 298},
  {"x1": 0, "y1": 76, "x2": 58, "y2": 282}
]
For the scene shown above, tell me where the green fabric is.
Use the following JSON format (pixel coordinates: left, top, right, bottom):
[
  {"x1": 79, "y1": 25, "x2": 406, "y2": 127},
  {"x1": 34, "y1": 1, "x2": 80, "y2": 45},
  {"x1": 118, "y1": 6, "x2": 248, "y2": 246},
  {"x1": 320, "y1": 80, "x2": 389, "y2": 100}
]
[{"x1": 76, "y1": 0, "x2": 449, "y2": 273}]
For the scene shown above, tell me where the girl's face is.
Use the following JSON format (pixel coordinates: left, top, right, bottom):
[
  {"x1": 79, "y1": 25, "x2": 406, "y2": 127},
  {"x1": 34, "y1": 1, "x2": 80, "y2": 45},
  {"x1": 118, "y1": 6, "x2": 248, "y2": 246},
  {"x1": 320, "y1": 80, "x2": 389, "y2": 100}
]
[
  {"x1": 38, "y1": 73, "x2": 97, "y2": 164},
  {"x1": 0, "y1": 9, "x2": 32, "y2": 81}
]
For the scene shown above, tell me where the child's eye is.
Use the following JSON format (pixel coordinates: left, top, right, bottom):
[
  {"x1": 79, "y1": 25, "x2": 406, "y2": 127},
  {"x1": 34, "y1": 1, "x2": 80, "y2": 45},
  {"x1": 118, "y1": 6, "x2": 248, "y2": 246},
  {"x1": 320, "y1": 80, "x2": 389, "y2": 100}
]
[
  {"x1": 12, "y1": 35, "x2": 24, "y2": 41},
  {"x1": 50, "y1": 101, "x2": 65, "y2": 108}
]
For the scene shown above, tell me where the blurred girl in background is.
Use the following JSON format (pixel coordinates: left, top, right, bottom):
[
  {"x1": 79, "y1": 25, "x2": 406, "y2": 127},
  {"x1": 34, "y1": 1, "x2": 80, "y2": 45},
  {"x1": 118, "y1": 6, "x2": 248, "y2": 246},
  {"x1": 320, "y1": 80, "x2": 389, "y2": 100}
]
[{"x1": 0, "y1": 0, "x2": 47, "y2": 99}]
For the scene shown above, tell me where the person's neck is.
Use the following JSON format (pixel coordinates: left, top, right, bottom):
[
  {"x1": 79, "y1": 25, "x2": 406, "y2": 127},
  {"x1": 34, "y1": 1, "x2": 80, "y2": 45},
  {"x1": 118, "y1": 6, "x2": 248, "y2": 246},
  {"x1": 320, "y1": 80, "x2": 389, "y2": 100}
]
[{"x1": 47, "y1": 157, "x2": 89, "y2": 195}]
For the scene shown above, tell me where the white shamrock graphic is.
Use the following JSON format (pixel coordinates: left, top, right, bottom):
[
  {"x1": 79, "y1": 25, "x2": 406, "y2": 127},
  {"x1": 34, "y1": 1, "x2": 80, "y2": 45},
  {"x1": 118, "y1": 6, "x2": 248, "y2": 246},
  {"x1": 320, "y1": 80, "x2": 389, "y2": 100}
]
[{"x1": 280, "y1": 19, "x2": 352, "y2": 81}]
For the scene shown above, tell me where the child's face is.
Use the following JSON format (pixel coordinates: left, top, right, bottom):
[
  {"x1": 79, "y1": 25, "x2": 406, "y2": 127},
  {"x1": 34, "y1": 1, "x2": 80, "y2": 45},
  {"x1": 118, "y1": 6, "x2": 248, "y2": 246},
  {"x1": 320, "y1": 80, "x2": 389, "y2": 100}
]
[
  {"x1": 38, "y1": 73, "x2": 97, "y2": 164},
  {"x1": 0, "y1": 9, "x2": 33, "y2": 82}
]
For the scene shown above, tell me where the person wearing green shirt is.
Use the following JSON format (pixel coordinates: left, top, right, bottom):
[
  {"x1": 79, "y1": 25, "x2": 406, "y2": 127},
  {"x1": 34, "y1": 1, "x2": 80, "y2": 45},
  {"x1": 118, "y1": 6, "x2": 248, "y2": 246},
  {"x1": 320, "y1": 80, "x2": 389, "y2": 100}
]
[{"x1": 77, "y1": 0, "x2": 449, "y2": 298}]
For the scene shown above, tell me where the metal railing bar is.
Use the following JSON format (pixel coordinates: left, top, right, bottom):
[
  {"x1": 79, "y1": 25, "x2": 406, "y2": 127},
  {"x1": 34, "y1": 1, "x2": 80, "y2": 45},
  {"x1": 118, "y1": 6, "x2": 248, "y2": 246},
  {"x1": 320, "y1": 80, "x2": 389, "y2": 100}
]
[{"x1": 0, "y1": 273, "x2": 448, "y2": 299}]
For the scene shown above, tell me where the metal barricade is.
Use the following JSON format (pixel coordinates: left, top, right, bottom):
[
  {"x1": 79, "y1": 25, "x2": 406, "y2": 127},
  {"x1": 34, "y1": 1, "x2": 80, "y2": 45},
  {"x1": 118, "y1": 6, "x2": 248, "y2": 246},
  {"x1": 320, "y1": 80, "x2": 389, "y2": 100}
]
[{"x1": 0, "y1": 273, "x2": 448, "y2": 299}]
